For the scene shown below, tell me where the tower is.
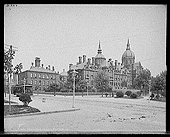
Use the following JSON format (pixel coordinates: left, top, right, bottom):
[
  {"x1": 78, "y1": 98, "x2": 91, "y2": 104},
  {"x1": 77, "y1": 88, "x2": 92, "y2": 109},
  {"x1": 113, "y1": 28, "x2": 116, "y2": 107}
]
[
  {"x1": 122, "y1": 39, "x2": 135, "y2": 69},
  {"x1": 95, "y1": 41, "x2": 106, "y2": 67}
]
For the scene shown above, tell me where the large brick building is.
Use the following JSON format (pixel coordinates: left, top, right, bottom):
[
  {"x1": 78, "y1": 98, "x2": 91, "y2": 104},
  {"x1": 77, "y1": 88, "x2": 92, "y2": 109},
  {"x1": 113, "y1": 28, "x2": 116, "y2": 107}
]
[
  {"x1": 18, "y1": 57, "x2": 60, "y2": 91},
  {"x1": 68, "y1": 39, "x2": 143, "y2": 90}
]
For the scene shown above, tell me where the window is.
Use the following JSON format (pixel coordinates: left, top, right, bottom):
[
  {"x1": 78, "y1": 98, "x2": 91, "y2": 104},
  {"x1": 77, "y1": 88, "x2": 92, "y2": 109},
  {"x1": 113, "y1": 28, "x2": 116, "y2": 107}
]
[
  {"x1": 31, "y1": 80, "x2": 33, "y2": 85},
  {"x1": 53, "y1": 75, "x2": 55, "y2": 79},
  {"x1": 39, "y1": 80, "x2": 41, "y2": 85},
  {"x1": 31, "y1": 73, "x2": 33, "y2": 78},
  {"x1": 43, "y1": 74, "x2": 45, "y2": 79},
  {"x1": 34, "y1": 73, "x2": 37, "y2": 78},
  {"x1": 47, "y1": 81, "x2": 49, "y2": 85},
  {"x1": 43, "y1": 80, "x2": 45, "y2": 85},
  {"x1": 39, "y1": 74, "x2": 41, "y2": 78},
  {"x1": 35, "y1": 80, "x2": 37, "y2": 85}
]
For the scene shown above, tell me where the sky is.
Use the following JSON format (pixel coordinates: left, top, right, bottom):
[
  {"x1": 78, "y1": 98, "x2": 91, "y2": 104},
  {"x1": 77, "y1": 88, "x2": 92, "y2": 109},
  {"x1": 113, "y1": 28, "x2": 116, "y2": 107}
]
[{"x1": 4, "y1": 4, "x2": 166, "y2": 77}]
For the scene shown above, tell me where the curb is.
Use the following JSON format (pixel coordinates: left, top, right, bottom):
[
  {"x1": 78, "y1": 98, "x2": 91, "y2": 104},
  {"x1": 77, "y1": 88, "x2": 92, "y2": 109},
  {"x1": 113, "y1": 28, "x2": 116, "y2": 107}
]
[{"x1": 4, "y1": 108, "x2": 80, "y2": 118}]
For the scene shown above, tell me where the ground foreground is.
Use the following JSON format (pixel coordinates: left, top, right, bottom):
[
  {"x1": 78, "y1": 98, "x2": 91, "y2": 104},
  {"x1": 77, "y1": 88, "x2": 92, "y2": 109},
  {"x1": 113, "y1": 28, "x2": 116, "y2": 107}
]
[{"x1": 4, "y1": 94, "x2": 166, "y2": 134}]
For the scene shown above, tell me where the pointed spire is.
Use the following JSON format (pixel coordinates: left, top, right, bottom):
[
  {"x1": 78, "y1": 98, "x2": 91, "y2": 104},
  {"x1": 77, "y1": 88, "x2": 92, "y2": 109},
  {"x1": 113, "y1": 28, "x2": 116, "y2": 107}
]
[
  {"x1": 126, "y1": 38, "x2": 130, "y2": 50},
  {"x1": 98, "y1": 40, "x2": 102, "y2": 54}
]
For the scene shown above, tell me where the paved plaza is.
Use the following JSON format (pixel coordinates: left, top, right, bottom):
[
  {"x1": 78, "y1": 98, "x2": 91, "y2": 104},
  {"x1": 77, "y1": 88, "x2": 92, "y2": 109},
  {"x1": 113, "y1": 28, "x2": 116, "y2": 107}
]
[{"x1": 4, "y1": 93, "x2": 166, "y2": 134}]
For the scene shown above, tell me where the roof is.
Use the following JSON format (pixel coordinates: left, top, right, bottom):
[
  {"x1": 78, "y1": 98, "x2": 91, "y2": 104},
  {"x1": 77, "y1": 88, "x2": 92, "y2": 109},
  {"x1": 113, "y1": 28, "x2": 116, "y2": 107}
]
[
  {"x1": 71, "y1": 62, "x2": 87, "y2": 70},
  {"x1": 122, "y1": 49, "x2": 135, "y2": 59},
  {"x1": 26, "y1": 66, "x2": 56, "y2": 74},
  {"x1": 60, "y1": 69, "x2": 68, "y2": 76},
  {"x1": 133, "y1": 62, "x2": 142, "y2": 69},
  {"x1": 95, "y1": 53, "x2": 106, "y2": 59}
]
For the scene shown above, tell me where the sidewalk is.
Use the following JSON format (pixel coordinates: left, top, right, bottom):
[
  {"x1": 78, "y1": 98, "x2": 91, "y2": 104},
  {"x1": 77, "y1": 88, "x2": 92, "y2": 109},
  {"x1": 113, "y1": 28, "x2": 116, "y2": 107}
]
[{"x1": 4, "y1": 93, "x2": 80, "y2": 117}]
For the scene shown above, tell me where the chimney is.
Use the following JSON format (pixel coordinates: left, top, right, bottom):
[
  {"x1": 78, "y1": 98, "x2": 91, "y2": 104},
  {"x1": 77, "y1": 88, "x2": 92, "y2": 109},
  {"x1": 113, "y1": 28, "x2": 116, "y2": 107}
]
[
  {"x1": 118, "y1": 62, "x2": 120, "y2": 70},
  {"x1": 83, "y1": 55, "x2": 86, "y2": 63},
  {"x1": 30, "y1": 62, "x2": 34, "y2": 69},
  {"x1": 52, "y1": 66, "x2": 55, "y2": 71},
  {"x1": 115, "y1": 60, "x2": 117, "y2": 69},
  {"x1": 78, "y1": 56, "x2": 82, "y2": 64},
  {"x1": 48, "y1": 65, "x2": 50, "y2": 70},
  {"x1": 35, "y1": 57, "x2": 41, "y2": 67},
  {"x1": 69, "y1": 64, "x2": 73, "y2": 70},
  {"x1": 41, "y1": 64, "x2": 44, "y2": 68},
  {"x1": 92, "y1": 57, "x2": 95, "y2": 65},
  {"x1": 110, "y1": 61, "x2": 113, "y2": 66},
  {"x1": 88, "y1": 58, "x2": 91, "y2": 64}
]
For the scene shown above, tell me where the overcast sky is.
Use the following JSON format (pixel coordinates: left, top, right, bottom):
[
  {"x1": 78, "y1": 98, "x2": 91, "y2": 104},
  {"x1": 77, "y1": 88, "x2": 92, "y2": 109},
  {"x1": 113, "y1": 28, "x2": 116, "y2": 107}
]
[{"x1": 4, "y1": 4, "x2": 166, "y2": 77}]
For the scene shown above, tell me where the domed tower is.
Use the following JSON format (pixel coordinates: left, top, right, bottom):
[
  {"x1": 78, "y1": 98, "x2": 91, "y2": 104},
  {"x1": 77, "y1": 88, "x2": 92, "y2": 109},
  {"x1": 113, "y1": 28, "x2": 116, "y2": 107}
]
[
  {"x1": 122, "y1": 39, "x2": 135, "y2": 69},
  {"x1": 95, "y1": 41, "x2": 106, "y2": 67}
]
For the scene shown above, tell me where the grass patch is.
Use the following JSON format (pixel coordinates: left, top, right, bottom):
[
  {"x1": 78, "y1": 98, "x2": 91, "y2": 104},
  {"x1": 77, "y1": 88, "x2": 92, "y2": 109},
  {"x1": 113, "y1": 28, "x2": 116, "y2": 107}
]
[
  {"x1": 4, "y1": 99, "x2": 18, "y2": 104},
  {"x1": 151, "y1": 97, "x2": 166, "y2": 102},
  {"x1": 4, "y1": 105, "x2": 41, "y2": 116}
]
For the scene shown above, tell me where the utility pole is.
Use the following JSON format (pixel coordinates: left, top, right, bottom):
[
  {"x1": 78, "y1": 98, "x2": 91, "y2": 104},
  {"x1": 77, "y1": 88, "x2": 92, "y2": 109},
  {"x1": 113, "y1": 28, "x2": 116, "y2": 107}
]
[{"x1": 54, "y1": 71, "x2": 56, "y2": 96}]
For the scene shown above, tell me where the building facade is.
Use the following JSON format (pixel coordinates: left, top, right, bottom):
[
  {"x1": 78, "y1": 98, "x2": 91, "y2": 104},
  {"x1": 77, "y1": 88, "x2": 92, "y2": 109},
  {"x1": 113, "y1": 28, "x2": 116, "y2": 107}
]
[
  {"x1": 68, "y1": 39, "x2": 143, "y2": 90},
  {"x1": 18, "y1": 57, "x2": 60, "y2": 91}
]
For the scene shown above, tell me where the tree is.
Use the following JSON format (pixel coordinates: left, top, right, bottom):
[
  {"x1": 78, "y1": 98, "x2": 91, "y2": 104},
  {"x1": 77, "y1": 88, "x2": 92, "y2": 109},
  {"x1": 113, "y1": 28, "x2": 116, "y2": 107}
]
[
  {"x1": 78, "y1": 80, "x2": 87, "y2": 96},
  {"x1": 14, "y1": 63, "x2": 23, "y2": 74},
  {"x1": 19, "y1": 93, "x2": 32, "y2": 106},
  {"x1": 121, "y1": 80, "x2": 127, "y2": 88},
  {"x1": 151, "y1": 70, "x2": 166, "y2": 98},
  {"x1": 133, "y1": 68, "x2": 151, "y2": 95},
  {"x1": 66, "y1": 70, "x2": 82, "y2": 91},
  {"x1": 93, "y1": 70, "x2": 109, "y2": 97}
]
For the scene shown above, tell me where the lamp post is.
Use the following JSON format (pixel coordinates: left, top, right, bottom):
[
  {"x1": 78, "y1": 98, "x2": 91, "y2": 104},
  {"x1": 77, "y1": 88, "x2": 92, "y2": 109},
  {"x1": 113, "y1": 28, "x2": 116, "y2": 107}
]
[
  {"x1": 72, "y1": 69, "x2": 77, "y2": 108},
  {"x1": 148, "y1": 79, "x2": 151, "y2": 103},
  {"x1": 23, "y1": 78, "x2": 26, "y2": 93},
  {"x1": 87, "y1": 82, "x2": 89, "y2": 96},
  {"x1": 71, "y1": 65, "x2": 78, "y2": 108}
]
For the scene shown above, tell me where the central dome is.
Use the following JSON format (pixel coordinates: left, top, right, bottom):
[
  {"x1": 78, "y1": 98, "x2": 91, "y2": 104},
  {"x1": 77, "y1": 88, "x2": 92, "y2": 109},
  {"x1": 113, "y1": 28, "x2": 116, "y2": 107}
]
[
  {"x1": 122, "y1": 39, "x2": 135, "y2": 59},
  {"x1": 95, "y1": 53, "x2": 105, "y2": 58},
  {"x1": 122, "y1": 49, "x2": 135, "y2": 59}
]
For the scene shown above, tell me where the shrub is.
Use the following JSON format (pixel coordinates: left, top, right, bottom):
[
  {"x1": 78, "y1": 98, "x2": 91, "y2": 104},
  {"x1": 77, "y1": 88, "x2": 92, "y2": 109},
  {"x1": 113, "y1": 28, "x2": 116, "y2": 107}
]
[
  {"x1": 116, "y1": 91, "x2": 124, "y2": 98},
  {"x1": 150, "y1": 93, "x2": 155, "y2": 100},
  {"x1": 60, "y1": 88, "x2": 67, "y2": 92},
  {"x1": 91, "y1": 87, "x2": 97, "y2": 92},
  {"x1": 130, "y1": 93, "x2": 138, "y2": 98},
  {"x1": 19, "y1": 93, "x2": 32, "y2": 106},
  {"x1": 136, "y1": 90, "x2": 142, "y2": 96},
  {"x1": 125, "y1": 90, "x2": 132, "y2": 96}
]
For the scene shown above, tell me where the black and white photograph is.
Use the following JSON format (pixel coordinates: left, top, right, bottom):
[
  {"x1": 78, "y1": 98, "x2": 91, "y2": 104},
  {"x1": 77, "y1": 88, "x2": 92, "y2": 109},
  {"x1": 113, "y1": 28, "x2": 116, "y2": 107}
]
[{"x1": 4, "y1": 4, "x2": 166, "y2": 134}]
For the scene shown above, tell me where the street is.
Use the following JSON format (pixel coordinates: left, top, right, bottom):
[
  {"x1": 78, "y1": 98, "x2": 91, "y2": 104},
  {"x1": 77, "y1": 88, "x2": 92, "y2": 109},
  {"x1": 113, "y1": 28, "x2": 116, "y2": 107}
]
[{"x1": 4, "y1": 94, "x2": 166, "y2": 134}]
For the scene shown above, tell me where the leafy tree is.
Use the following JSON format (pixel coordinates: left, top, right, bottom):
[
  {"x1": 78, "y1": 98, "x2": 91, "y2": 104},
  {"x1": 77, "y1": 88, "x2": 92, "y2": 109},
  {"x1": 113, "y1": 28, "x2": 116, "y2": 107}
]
[
  {"x1": 14, "y1": 63, "x2": 23, "y2": 74},
  {"x1": 93, "y1": 70, "x2": 109, "y2": 97},
  {"x1": 121, "y1": 80, "x2": 127, "y2": 88},
  {"x1": 19, "y1": 93, "x2": 32, "y2": 106},
  {"x1": 151, "y1": 70, "x2": 166, "y2": 98},
  {"x1": 66, "y1": 70, "x2": 82, "y2": 91},
  {"x1": 133, "y1": 68, "x2": 151, "y2": 95}
]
